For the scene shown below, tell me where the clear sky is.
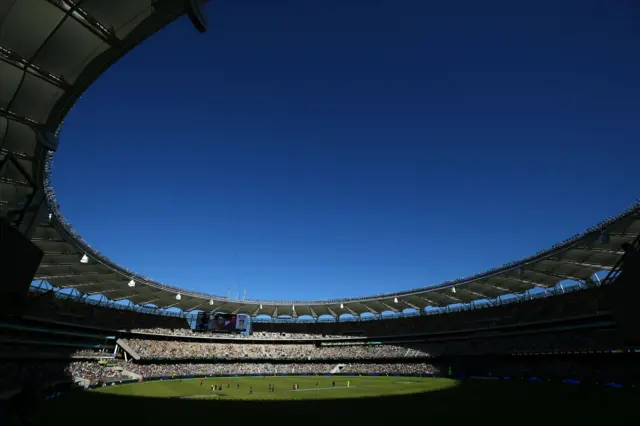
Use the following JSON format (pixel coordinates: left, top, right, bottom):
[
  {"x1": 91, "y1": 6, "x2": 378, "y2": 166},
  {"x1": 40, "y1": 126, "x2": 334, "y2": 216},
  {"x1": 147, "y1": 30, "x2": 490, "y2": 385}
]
[{"x1": 51, "y1": 0, "x2": 639, "y2": 302}]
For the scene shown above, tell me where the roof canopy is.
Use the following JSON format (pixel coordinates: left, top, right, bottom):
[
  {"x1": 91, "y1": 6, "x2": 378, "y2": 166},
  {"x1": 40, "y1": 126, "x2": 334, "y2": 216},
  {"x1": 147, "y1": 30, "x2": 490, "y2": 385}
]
[{"x1": 2, "y1": 0, "x2": 639, "y2": 318}]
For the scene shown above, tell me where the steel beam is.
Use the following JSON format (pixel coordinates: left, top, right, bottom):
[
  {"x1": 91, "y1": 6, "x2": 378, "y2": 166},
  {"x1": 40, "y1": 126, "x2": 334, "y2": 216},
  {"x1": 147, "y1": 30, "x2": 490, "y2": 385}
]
[
  {"x1": 400, "y1": 299, "x2": 420, "y2": 310},
  {"x1": 551, "y1": 258, "x2": 613, "y2": 271},
  {"x1": 0, "y1": 45, "x2": 70, "y2": 90},
  {"x1": 360, "y1": 303, "x2": 379, "y2": 315},
  {"x1": 379, "y1": 302, "x2": 398, "y2": 313},
  {"x1": 44, "y1": 0, "x2": 121, "y2": 48}
]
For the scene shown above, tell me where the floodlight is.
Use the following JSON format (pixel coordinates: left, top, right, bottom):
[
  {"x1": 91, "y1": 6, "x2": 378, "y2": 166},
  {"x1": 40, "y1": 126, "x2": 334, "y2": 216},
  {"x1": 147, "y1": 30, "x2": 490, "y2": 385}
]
[
  {"x1": 48, "y1": 213, "x2": 52, "y2": 220},
  {"x1": 340, "y1": 303, "x2": 344, "y2": 309},
  {"x1": 393, "y1": 297, "x2": 398, "y2": 303},
  {"x1": 128, "y1": 280, "x2": 135, "y2": 287},
  {"x1": 259, "y1": 304, "x2": 262, "y2": 309},
  {"x1": 176, "y1": 293, "x2": 181, "y2": 300},
  {"x1": 209, "y1": 299, "x2": 214, "y2": 305},
  {"x1": 452, "y1": 287, "x2": 457, "y2": 293},
  {"x1": 80, "y1": 254, "x2": 89, "y2": 264},
  {"x1": 292, "y1": 305, "x2": 295, "y2": 311}
]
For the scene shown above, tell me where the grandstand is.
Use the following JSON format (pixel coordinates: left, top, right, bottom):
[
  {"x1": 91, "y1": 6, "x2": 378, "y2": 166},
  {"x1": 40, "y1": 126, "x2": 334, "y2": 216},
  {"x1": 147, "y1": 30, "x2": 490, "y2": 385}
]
[{"x1": 1, "y1": 0, "x2": 640, "y2": 424}]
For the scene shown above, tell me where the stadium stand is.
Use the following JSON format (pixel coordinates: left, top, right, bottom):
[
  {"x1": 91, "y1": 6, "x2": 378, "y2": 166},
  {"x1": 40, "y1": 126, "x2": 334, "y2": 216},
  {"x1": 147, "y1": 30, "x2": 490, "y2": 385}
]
[{"x1": 1, "y1": 1, "x2": 640, "y2": 422}]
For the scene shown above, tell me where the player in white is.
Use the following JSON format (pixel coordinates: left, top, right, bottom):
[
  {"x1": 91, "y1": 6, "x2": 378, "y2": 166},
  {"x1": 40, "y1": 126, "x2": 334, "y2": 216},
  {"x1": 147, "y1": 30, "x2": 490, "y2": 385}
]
[{"x1": 347, "y1": 381, "x2": 350, "y2": 388}]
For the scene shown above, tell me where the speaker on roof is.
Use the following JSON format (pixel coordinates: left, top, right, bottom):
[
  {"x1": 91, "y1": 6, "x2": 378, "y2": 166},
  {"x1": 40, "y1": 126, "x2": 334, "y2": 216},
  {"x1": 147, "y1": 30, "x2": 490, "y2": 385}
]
[{"x1": 186, "y1": 0, "x2": 208, "y2": 33}]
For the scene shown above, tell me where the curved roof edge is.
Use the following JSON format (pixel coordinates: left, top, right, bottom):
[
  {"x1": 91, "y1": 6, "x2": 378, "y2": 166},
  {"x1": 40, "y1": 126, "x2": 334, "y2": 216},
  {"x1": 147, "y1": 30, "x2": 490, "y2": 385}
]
[{"x1": 43, "y1": 151, "x2": 640, "y2": 306}]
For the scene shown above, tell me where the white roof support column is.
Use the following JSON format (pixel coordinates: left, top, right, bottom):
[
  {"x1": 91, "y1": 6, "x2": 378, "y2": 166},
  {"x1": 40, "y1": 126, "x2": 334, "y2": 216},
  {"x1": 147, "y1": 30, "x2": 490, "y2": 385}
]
[
  {"x1": 360, "y1": 304, "x2": 378, "y2": 315},
  {"x1": 343, "y1": 305, "x2": 358, "y2": 316},
  {"x1": 379, "y1": 302, "x2": 398, "y2": 313}
]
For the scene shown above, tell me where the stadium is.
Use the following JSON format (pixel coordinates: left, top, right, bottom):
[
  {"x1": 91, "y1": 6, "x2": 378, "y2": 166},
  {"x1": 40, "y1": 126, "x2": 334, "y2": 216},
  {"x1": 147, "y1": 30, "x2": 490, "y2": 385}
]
[{"x1": 1, "y1": 1, "x2": 640, "y2": 424}]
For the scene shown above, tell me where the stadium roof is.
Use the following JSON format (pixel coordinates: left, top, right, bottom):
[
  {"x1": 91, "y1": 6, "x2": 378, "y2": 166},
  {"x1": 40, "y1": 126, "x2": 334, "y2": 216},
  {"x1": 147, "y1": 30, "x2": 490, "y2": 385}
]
[{"x1": 2, "y1": 1, "x2": 640, "y2": 318}]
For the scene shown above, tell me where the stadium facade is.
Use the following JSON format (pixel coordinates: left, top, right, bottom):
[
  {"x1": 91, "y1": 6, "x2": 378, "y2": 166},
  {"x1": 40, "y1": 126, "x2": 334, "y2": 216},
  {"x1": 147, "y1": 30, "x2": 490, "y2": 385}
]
[{"x1": 1, "y1": 0, "x2": 640, "y2": 320}]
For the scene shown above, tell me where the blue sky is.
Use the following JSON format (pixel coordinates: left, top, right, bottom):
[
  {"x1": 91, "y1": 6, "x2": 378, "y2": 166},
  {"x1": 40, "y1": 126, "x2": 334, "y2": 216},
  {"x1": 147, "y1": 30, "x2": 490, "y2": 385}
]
[{"x1": 50, "y1": 0, "x2": 639, "y2": 302}]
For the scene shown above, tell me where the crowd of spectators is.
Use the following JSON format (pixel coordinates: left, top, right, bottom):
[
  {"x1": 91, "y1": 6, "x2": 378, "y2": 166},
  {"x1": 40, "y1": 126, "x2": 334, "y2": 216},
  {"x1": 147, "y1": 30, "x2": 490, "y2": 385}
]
[
  {"x1": 121, "y1": 340, "x2": 424, "y2": 360},
  {"x1": 416, "y1": 329, "x2": 621, "y2": 356},
  {"x1": 65, "y1": 361, "x2": 131, "y2": 383},
  {"x1": 0, "y1": 362, "x2": 69, "y2": 392},
  {"x1": 461, "y1": 358, "x2": 640, "y2": 385},
  {"x1": 24, "y1": 290, "x2": 189, "y2": 331},
  {"x1": 120, "y1": 327, "x2": 622, "y2": 360},
  {"x1": 0, "y1": 344, "x2": 108, "y2": 359},
  {"x1": 95, "y1": 361, "x2": 439, "y2": 378},
  {"x1": 131, "y1": 329, "x2": 356, "y2": 340},
  {"x1": 23, "y1": 270, "x2": 620, "y2": 344},
  {"x1": 1, "y1": 359, "x2": 440, "y2": 392},
  {"x1": 341, "y1": 363, "x2": 438, "y2": 375},
  {"x1": 254, "y1": 286, "x2": 613, "y2": 338}
]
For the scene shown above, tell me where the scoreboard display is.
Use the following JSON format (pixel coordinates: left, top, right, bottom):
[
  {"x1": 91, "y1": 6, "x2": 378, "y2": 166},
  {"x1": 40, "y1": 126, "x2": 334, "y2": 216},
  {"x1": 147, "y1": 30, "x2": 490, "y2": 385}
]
[{"x1": 195, "y1": 312, "x2": 249, "y2": 333}]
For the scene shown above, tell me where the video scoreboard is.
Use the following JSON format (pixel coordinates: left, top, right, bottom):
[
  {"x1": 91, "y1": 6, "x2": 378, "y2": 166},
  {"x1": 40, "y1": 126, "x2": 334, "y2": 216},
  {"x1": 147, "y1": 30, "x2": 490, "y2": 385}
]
[{"x1": 194, "y1": 312, "x2": 249, "y2": 333}]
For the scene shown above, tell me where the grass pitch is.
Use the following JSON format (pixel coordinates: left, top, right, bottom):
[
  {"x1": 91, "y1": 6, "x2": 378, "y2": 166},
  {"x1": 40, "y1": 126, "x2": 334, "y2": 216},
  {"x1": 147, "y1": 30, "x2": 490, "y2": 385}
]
[
  {"x1": 92, "y1": 376, "x2": 452, "y2": 400},
  {"x1": 35, "y1": 376, "x2": 639, "y2": 425}
]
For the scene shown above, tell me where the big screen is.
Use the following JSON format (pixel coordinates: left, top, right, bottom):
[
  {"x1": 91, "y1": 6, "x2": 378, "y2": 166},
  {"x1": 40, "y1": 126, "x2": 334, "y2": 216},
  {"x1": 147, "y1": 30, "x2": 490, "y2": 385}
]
[{"x1": 194, "y1": 312, "x2": 249, "y2": 333}]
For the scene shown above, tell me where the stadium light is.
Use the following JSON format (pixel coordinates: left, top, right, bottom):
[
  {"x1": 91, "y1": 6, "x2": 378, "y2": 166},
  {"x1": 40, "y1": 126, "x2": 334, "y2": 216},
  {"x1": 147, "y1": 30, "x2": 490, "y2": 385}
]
[
  {"x1": 176, "y1": 293, "x2": 181, "y2": 300},
  {"x1": 80, "y1": 254, "x2": 89, "y2": 264},
  {"x1": 209, "y1": 299, "x2": 214, "y2": 305},
  {"x1": 127, "y1": 280, "x2": 135, "y2": 287},
  {"x1": 393, "y1": 297, "x2": 398, "y2": 303},
  {"x1": 259, "y1": 304, "x2": 262, "y2": 309},
  {"x1": 292, "y1": 305, "x2": 295, "y2": 311},
  {"x1": 48, "y1": 213, "x2": 52, "y2": 220},
  {"x1": 452, "y1": 287, "x2": 456, "y2": 293},
  {"x1": 340, "y1": 303, "x2": 344, "y2": 309}
]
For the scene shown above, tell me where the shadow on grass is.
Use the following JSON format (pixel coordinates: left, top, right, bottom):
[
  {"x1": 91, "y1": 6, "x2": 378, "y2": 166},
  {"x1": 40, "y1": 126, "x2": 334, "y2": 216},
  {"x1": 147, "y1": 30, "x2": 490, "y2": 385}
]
[{"x1": 33, "y1": 379, "x2": 638, "y2": 425}]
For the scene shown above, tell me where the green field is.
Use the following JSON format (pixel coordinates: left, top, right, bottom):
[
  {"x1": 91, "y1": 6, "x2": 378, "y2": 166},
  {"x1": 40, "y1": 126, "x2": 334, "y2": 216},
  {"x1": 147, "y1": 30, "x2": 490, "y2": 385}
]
[
  {"x1": 93, "y1": 376, "x2": 454, "y2": 400},
  {"x1": 35, "y1": 376, "x2": 640, "y2": 425}
]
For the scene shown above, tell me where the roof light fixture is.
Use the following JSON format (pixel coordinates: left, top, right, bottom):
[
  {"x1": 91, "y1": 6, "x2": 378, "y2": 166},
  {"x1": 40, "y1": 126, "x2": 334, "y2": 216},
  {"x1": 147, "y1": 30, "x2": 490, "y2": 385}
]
[
  {"x1": 259, "y1": 304, "x2": 263, "y2": 309},
  {"x1": 176, "y1": 293, "x2": 181, "y2": 300},
  {"x1": 452, "y1": 287, "x2": 457, "y2": 293},
  {"x1": 127, "y1": 280, "x2": 135, "y2": 287},
  {"x1": 393, "y1": 297, "x2": 398, "y2": 303},
  {"x1": 340, "y1": 303, "x2": 344, "y2": 309},
  {"x1": 80, "y1": 254, "x2": 89, "y2": 264},
  {"x1": 209, "y1": 299, "x2": 214, "y2": 305}
]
